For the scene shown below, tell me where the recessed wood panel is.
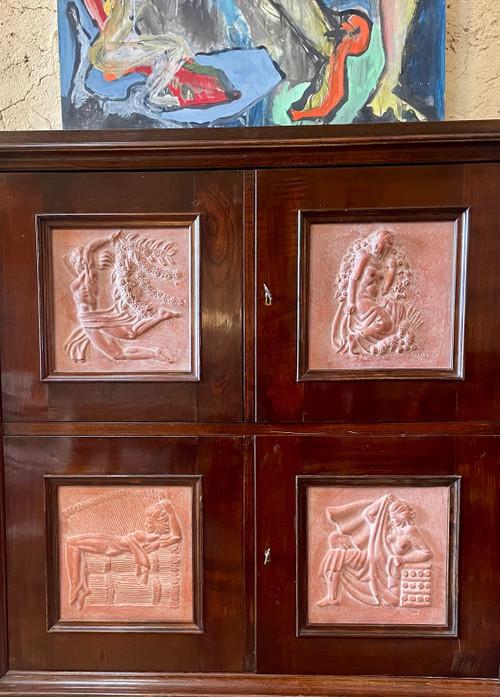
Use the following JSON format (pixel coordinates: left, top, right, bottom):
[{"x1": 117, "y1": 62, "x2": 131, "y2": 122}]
[
  {"x1": 256, "y1": 436, "x2": 499, "y2": 677},
  {"x1": 4, "y1": 436, "x2": 248, "y2": 672},
  {"x1": 38, "y1": 216, "x2": 200, "y2": 381},
  {"x1": 0, "y1": 170, "x2": 243, "y2": 421},
  {"x1": 48, "y1": 479, "x2": 202, "y2": 631},
  {"x1": 299, "y1": 476, "x2": 458, "y2": 636},
  {"x1": 298, "y1": 208, "x2": 467, "y2": 380},
  {"x1": 256, "y1": 164, "x2": 500, "y2": 422}
]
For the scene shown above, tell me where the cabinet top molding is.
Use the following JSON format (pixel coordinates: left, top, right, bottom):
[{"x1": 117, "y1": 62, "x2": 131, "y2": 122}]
[{"x1": 1, "y1": 120, "x2": 500, "y2": 172}]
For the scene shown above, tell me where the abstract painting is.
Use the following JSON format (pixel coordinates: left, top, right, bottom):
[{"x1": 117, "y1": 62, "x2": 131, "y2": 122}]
[{"x1": 57, "y1": 0, "x2": 445, "y2": 129}]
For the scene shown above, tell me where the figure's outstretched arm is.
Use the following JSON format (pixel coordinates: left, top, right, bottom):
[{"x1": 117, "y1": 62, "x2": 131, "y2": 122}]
[
  {"x1": 85, "y1": 230, "x2": 121, "y2": 255},
  {"x1": 347, "y1": 254, "x2": 368, "y2": 310},
  {"x1": 382, "y1": 257, "x2": 397, "y2": 294}
]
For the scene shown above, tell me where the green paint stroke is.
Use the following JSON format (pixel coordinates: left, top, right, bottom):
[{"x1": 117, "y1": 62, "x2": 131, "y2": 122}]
[
  {"x1": 271, "y1": 24, "x2": 385, "y2": 125},
  {"x1": 272, "y1": 82, "x2": 309, "y2": 126},
  {"x1": 331, "y1": 23, "x2": 385, "y2": 124}
]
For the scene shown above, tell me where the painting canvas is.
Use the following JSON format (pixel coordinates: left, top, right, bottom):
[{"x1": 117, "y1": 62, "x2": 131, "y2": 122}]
[{"x1": 57, "y1": 0, "x2": 445, "y2": 129}]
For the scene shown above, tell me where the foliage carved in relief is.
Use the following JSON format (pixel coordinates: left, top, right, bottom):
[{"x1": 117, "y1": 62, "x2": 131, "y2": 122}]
[{"x1": 64, "y1": 230, "x2": 185, "y2": 364}]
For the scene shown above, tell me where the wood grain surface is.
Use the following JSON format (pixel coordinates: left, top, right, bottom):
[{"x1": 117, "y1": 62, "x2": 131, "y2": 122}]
[{"x1": 0, "y1": 123, "x2": 498, "y2": 695}]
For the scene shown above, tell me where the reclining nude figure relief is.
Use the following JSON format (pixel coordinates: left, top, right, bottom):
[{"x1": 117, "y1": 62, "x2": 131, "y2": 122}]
[
  {"x1": 66, "y1": 498, "x2": 182, "y2": 610},
  {"x1": 63, "y1": 229, "x2": 184, "y2": 365},
  {"x1": 317, "y1": 494, "x2": 432, "y2": 608}
]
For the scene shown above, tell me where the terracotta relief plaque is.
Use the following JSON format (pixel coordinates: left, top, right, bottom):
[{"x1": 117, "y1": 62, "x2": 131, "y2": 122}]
[
  {"x1": 57, "y1": 485, "x2": 196, "y2": 625},
  {"x1": 37, "y1": 216, "x2": 199, "y2": 380},
  {"x1": 298, "y1": 209, "x2": 468, "y2": 380},
  {"x1": 298, "y1": 477, "x2": 459, "y2": 636}
]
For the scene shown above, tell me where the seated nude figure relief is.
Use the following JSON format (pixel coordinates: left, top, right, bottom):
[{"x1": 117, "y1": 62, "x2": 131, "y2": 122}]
[
  {"x1": 63, "y1": 229, "x2": 185, "y2": 365},
  {"x1": 317, "y1": 494, "x2": 432, "y2": 609},
  {"x1": 331, "y1": 229, "x2": 423, "y2": 358}
]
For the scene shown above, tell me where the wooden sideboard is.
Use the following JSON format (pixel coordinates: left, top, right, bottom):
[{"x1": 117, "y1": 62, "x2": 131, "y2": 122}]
[{"x1": 0, "y1": 122, "x2": 498, "y2": 696}]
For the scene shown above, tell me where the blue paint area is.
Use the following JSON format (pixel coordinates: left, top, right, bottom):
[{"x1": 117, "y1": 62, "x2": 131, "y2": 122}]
[
  {"x1": 400, "y1": 0, "x2": 445, "y2": 119},
  {"x1": 163, "y1": 49, "x2": 282, "y2": 126},
  {"x1": 215, "y1": 0, "x2": 252, "y2": 47},
  {"x1": 58, "y1": 0, "x2": 98, "y2": 96},
  {"x1": 86, "y1": 69, "x2": 147, "y2": 99}
]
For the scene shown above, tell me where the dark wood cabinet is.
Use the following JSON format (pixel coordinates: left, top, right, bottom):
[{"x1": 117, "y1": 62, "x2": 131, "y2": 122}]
[
  {"x1": 0, "y1": 171, "x2": 244, "y2": 422},
  {"x1": 0, "y1": 123, "x2": 498, "y2": 696}
]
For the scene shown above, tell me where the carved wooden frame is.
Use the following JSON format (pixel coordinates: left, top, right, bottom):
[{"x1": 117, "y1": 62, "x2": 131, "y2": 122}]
[
  {"x1": 297, "y1": 207, "x2": 469, "y2": 381},
  {"x1": 36, "y1": 214, "x2": 200, "y2": 382},
  {"x1": 45, "y1": 475, "x2": 203, "y2": 633},
  {"x1": 296, "y1": 475, "x2": 460, "y2": 638}
]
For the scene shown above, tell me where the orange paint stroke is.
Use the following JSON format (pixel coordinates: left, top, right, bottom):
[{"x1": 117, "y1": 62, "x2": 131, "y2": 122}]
[{"x1": 291, "y1": 14, "x2": 371, "y2": 121}]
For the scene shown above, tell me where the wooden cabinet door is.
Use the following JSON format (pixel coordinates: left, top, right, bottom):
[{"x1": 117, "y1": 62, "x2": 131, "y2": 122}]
[
  {"x1": 255, "y1": 163, "x2": 500, "y2": 423},
  {"x1": 255, "y1": 435, "x2": 499, "y2": 678},
  {"x1": 4, "y1": 436, "x2": 249, "y2": 672},
  {"x1": 0, "y1": 170, "x2": 244, "y2": 422}
]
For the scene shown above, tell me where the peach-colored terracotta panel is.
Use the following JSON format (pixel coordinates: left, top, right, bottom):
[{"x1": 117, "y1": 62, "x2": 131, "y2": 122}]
[
  {"x1": 58, "y1": 486, "x2": 194, "y2": 622},
  {"x1": 307, "y1": 486, "x2": 450, "y2": 626},
  {"x1": 307, "y1": 222, "x2": 457, "y2": 371},
  {"x1": 51, "y1": 227, "x2": 193, "y2": 375}
]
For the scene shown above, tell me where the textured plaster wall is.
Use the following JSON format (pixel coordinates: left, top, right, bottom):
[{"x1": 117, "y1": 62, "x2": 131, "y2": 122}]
[{"x1": 0, "y1": 0, "x2": 499, "y2": 130}]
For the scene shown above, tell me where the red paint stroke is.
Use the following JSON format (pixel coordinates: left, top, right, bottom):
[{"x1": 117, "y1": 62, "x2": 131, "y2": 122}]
[
  {"x1": 83, "y1": 0, "x2": 109, "y2": 31},
  {"x1": 291, "y1": 14, "x2": 371, "y2": 121},
  {"x1": 167, "y1": 60, "x2": 241, "y2": 107}
]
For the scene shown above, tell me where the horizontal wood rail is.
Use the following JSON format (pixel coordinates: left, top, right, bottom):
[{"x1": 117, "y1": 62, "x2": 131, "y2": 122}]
[{"x1": 0, "y1": 672, "x2": 499, "y2": 697}]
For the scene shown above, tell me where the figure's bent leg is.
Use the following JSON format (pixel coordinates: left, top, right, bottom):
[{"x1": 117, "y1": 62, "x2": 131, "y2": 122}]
[
  {"x1": 124, "y1": 535, "x2": 151, "y2": 585},
  {"x1": 63, "y1": 327, "x2": 91, "y2": 362},
  {"x1": 317, "y1": 570, "x2": 341, "y2": 606},
  {"x1": 114, "y1": 346, "x2": 174, "y2": 363},
  {"x1": 66, "y1": 542, "x2": 91, "y2": 609},
  {"x1": 368, "y1": 0, "x2": 425, "y2": 120}
]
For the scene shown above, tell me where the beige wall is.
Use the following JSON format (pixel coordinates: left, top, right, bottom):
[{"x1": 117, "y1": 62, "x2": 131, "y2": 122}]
[{"x1": 0, "y1": 0, "x2": 499, "y2": 131}]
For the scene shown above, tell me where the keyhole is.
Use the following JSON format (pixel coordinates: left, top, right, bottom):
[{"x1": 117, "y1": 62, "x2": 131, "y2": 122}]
[{"x1": 263, "y1": 284, "x2": 272, "y2": 306}]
